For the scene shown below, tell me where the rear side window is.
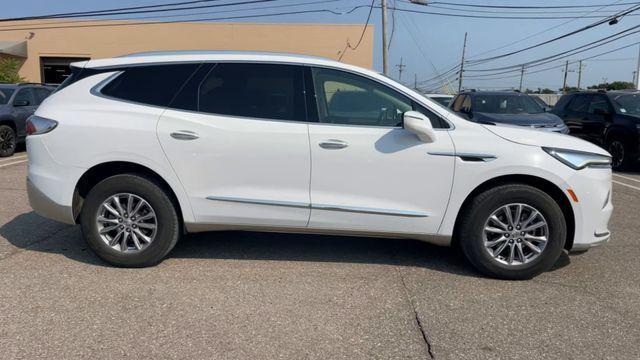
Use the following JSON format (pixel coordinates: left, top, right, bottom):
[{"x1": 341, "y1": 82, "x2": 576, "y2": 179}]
[
  {"x1": 101, "y1": 64, "x2": 199, "y2": 107},
  {"x1": 568, "y1": 95, "x2": 589, "y2": 112},
  {"x1": 14, "y1": 88, "x2": 35, "y2": 106},
  {"x1": 194, "y1": 63, "x2": 306, "y2": 121},
  {"x1": 34, "y1": 88, "x2": 53, "y2": 105}
]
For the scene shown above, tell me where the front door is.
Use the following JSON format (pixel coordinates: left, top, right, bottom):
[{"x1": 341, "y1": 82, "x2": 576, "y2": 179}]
[
  {"x1": 158, "y1": 63, "x2": 312, "y2": 227},
  {"x1": 307, "y1": 67, "x2": 455, "y2": 235},
  {"x1": 563, "y1": 94, "x2": 589, "y2": 139}
]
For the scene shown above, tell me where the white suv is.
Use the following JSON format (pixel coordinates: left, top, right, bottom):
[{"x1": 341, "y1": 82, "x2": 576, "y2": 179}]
[{"x1": 26, "y1": 52, "x2": 613, "y2": 279}]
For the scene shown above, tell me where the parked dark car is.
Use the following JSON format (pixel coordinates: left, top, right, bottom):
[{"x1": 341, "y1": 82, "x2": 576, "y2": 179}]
[
  {"x1": 0, "y1": 83, "x2": 54, "y2": 157},
  {"x1": 552, "y1": 90, "x2": 640, "y2": 170},
  {"x1": 450, "y1": 90, "x2": 569, "y2": 134},
  {"x1": 530, "y1": 95, "x2": 553, "y2": 112}
]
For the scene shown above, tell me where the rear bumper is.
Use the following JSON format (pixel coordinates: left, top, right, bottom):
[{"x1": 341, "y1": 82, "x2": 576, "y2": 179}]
[{"x1": 27, "y1": 177, "x2": 75, "y2": 224}]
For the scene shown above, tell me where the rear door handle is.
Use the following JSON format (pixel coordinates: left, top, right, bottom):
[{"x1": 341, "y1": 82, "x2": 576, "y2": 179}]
[
  {"x1": 319, "y1": 139, "x2": 349, "y2": 150},
  {"x1": 171, "y1": 130, "x2": 199, "y2": 140}
]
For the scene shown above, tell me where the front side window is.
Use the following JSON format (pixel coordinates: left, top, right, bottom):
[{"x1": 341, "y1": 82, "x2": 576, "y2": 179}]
[
  {"x1": 312, "y1": 67, "x2": 412, "y2": 127},
  {"x1": 196, "y1": 63, "x2": 306, "y2": 121},
  {"x1": 13, "y1": 88, "x2": 34, "y2": 106},
  {"x1": 588, "y1": 95, "x2": 612, "y2": 114},
  {"x1": 101, "y1": 64, "x2": 200, "y2": 107}
]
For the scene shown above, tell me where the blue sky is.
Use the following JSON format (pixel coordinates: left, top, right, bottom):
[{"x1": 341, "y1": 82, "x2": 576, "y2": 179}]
[{"x1": 3, "y1": 0, "x2": 639, "y2": 92}]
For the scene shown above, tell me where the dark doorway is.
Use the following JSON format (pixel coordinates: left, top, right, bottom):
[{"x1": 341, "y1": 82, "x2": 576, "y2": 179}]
[{"x1": 40, "y1": 57, "x2": 90, "y2": 84}]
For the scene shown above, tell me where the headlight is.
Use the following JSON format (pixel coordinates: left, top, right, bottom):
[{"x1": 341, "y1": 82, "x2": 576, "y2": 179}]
[{"x1": 542, "y1": 147, "x2": 612, "y2": 170}]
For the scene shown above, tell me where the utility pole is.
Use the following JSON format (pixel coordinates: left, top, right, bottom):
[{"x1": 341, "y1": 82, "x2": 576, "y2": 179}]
[
  {"x1": 577, "y1": 60, "x2": 584, "y2": 90},
  {"x1": 519, "y1": 65, "x2": 525, "y2": 92},
  {"x1": 635, "y1": 43, "x2": 640, "y2": 89},
  {"x1": 396, "y1": 57, "x2": 406, "y2": 81},
  {"x1": 381, "y1": 0, "x2": 389, "y2": 75},
  {"x1": 414, "y1": 73, "x2": 418, "y2": 90},
  {"x1": 457, "y1": 32, "x2": 468, "y2": 92},
  {"x1": 562, "y1": 60, "x2": 569, "y2": 94}
]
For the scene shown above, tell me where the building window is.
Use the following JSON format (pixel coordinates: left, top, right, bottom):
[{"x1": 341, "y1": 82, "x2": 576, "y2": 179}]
[{"x1": 40, "y1": 57, "x2": 90, "y2": 84}]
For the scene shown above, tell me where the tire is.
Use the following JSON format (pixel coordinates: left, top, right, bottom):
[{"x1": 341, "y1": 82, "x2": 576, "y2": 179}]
[
  {"x1": 607, "y1": 136, "x2": 633, "y2": 171},
  {"x1": 80, "y1": 174, "x2": 180, "y2": 267},
  {"x1": 0, "y1": 124, "x2": 16, "y2": 157},
  {"x1": 457, "y1": 184, "x2": 566, "y2": 280}
]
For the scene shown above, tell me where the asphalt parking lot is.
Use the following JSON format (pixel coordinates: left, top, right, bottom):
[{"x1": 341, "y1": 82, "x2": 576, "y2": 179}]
[{"x1": 1, "y1": 152, "x2": 639, "y2": 360}]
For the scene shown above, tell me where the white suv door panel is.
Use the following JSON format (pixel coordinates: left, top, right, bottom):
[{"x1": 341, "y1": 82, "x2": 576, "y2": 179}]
[
  {"x1": 158, "y1": 111, "x2": 311, "y2": 227},
  {"x1": 308, "y1": 125, "x2": 455, "y2": 234}
]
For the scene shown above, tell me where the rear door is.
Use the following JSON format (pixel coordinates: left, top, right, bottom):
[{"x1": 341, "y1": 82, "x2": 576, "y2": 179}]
[
  {"x1": 585, "y1": 94, "x2": 613, "y2": 144},
  {"x1": 158, "y1": 63, "x2": 312, "y2": 227},
  {"x1": 563, "y1": 94, "x2": 589, "y2": 139}
]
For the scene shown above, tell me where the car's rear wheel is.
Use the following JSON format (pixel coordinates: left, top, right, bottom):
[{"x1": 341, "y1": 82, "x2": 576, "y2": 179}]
[
  {"x1": 458, "y1": 184, "x2": 566, "y2": 280},
  {"x1": 0, "y1": 125, "x2": 16, "y2": 157},
  {"x1": 607, "y1": 137, "x2": 633, "y2": 171},
  {"x1": 80, "y1": 174, "x2": 180, "y2": 267}
]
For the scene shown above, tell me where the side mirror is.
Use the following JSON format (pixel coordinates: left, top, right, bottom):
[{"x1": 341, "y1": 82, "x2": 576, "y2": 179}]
[
  {"x1": 13, "y1": 100, "x2": 29, "y2": 107},
  {"x1": 403, "y1": 111, "x2": 436, "y2": 143}
]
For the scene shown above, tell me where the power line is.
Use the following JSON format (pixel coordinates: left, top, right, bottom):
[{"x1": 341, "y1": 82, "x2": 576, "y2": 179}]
[
  {"x1": 423, "y1": 1, "x2": 640, "y2": 10},
  {"x1": 338, "y1": 0, "x2": 375, "y2": 61}
]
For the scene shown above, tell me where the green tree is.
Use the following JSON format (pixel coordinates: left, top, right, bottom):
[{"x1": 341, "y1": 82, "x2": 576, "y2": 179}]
[
  {"x1": 0, "y1": 57, "x2": 25, "y2": 83},
  {"x1": 587, "y1": 81, "x2": 634, "y2": 90}
]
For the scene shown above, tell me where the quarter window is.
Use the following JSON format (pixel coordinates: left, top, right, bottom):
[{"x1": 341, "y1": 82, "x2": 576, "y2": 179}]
[
  {"x1": 311, "y1": 67, "x2": 412, "y2": 127},
  {"x1": 101, "y1": 64, "x2": 199, "y2": 107},
  {"x1": 195, "y1": 63, "x2": 306, "y2": 121}
]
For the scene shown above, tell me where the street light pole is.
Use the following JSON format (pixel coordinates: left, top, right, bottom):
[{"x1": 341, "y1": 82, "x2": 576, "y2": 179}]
[{"x1": 381, "y1": 0, "x2": 389, "y2": 75}]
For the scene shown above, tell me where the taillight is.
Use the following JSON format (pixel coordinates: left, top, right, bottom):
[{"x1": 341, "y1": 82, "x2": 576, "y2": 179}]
[{"x1": 26, "y1": 116, "x2": 58, "y2": 136}]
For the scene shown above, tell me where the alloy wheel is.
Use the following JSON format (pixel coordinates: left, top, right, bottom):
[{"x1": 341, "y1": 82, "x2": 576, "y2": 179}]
[
  {"x1": 608, "y1": 140, "x2": 625, "y2": 169},
  {"x1": 482, "y1": 203, "x2": 549, "y2": 266},
  {"x1": 96, "y1": 193, "x2": 158, "y2": 253},
  {"x1": 0, "y1": 126, "x2": 16, "y2": 154}
]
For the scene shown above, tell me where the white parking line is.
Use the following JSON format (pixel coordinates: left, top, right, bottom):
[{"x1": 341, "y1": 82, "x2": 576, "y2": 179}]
[
  {"x1": 613, "y1": 173, "x2": 640, "y2": 184},
  {"x1": 0, "y1": 159, "x2": 28, "y2": 168},
  {"x1": 613, "y1": 179, "x2": 640, "y2": 192},
  {"x1": 0, "y1": 155, "x2": 27, "y2": 164}
]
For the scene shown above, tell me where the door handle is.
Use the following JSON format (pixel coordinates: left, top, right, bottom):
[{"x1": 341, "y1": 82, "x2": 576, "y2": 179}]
[
  {"x1": 319, "y1": 139, "x2": 349, "y2": 149},
  {"x1": 170, "y1": 130, "x2": 199, "y2": 140}
]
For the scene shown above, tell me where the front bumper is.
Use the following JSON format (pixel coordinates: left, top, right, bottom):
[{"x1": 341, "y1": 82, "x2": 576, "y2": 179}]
[{"x1": 27, "y1": 177, "x2": 75, "y2": 224}]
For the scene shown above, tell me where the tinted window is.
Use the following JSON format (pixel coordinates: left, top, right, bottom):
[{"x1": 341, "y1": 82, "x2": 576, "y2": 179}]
[
  {"x1": 13, "y1": 88, "x2": 35, "y2": 106},
  {"x1": 568, "y1": 95, "x2": 589, "y2": 112},
  {"x1": 588, "y1": 95, "x2": 611, "y2": 114},
  {"x1": 473, "y1": 94, "x2": 543, "y2": 114},
  {"x1": 0, "y1": 89, "x2": 14, "y2": 105},
  {"x1": 312, "y1": 67, "x2": 413, "y2": 127},
  {"x1": 612, "y1": 93, "x2": 640, "y2": 115},
  {"x1": 101, "y1": 64, "x2": 199, "y2": 107},
  {"x1": 34, "y1": 88, "x2": 53, "y2": 105},
  {"x1": 192, "y1": 63, "x2": 305, "y2": 121}
]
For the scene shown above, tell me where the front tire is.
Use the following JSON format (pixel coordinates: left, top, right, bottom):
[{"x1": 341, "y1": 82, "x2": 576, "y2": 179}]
[
  {"x1": 457, "y1": 184, "x2": 566, "y2": 280},
  {"x1": 607, "y1": 137, "x2": 633, "y2": 171},
  {"x1": 0, "y1": 125, "x2": 16, "y2": 157},
  {"x1": 80, "y1": 174, "x2": 180, "y2": 267}
]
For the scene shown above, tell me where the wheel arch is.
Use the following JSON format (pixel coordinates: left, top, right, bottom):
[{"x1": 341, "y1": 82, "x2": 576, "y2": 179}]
[
  {"x1": 73, "y1": 161, "x2": 185, "y2": 230},
  {"x1": 451, "y1": 174, "x2": 575, "y2": 251},
  {"x1": 0, "y1": 118, "x2": 16, "y2": 132}
]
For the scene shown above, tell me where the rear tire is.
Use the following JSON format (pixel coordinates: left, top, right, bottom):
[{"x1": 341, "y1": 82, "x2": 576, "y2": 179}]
[
  {"x1": 80, "y1": 174, "x2": 180, "y2": 267},
  {"x1": 457, "y1": 184, "x2": 566, "y2": 280},
  {"x1": 0, "y1": 125, "x2": 16, "y2": 157}
]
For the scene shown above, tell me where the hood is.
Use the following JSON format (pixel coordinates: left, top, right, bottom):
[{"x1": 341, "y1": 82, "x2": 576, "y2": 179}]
[
  {"x1": 482, "y1": 124, "x2": 610, "y2": 156},
  {"x1": 474, "y1": 112, "x2": 563, "y2": 126}
]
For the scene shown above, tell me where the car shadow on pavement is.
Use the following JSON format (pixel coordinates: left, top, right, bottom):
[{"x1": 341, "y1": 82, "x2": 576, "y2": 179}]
[{"x1": 1, "y1": 212, "x2": 571, "y2": 277}]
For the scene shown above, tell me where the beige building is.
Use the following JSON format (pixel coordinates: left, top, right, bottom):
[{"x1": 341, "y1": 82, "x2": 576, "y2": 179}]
[{"x1": 0, "y1": 19, "x2": 374, "y2": 84}]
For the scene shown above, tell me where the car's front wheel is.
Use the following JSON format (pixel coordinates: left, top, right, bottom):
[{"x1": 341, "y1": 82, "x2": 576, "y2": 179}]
[
  {"x1": 80, "y1": 174, "x2": 180, "y2": 267},
  {"x1": 0, "y1": 124, "x2": 16, "y2": 157},
  {"x1": 607, "y1": 137, "x2": 633, "y2": 171},
  {"x1": 458, "y1": 184, "x2": 566, "y2": 280}
]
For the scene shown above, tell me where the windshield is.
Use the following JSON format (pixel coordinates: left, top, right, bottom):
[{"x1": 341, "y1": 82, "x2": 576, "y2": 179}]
[
  {"x1": 612, "y1": 93, "x2": 640, "y2": 115},
  {"x1": 431, "y1": 96, "x2": 453, "y2": 107},
  {"x1": 0, "y1": 88, "x2": 14, "y2": 105},
  {"x1": 474, "y1": 94, "x2": 544, "y2": 114}
]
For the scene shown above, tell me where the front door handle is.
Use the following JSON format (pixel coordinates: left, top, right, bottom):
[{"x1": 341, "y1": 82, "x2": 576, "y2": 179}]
[
  {"x1": 319, "y1": 139, "x2": 349, "y2": 150},
  {"x1": 171, "y1": 130, "x2": 199, "y2": 140}
]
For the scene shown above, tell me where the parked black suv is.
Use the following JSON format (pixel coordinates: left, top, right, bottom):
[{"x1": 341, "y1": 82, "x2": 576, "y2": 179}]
[
  {"x1": 552, "y1": 90, "x2": 640, "y2": 170},
  {"x1": 0, "y1": 83, "x2": 54, "y2": 157},
  {"x1": 450, "y1": 90, "x2": 569, "y2": 134}
]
